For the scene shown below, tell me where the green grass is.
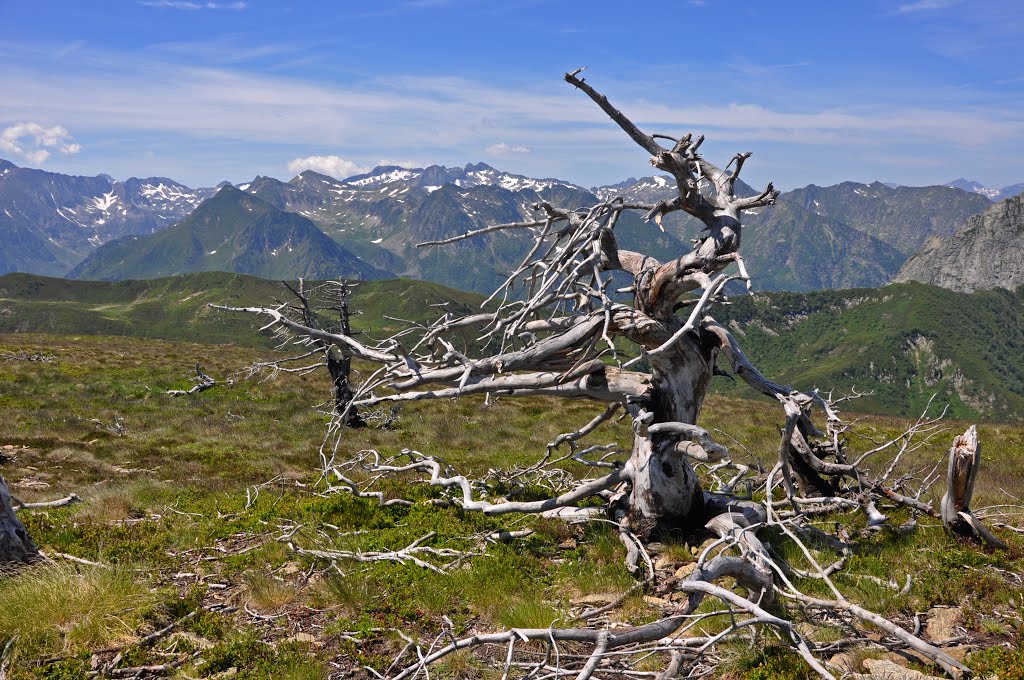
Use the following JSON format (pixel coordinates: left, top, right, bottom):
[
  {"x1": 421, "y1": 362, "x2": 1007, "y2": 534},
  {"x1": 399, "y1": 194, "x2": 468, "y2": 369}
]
[
  {"x1": 0, "y1": 271, "x2": 484, "y2": 350},
  {"x1": 1, "y1": 329, "x2": 1024, "y2": 678},
  {"x1": 0, "y1": 564, "x2": 157, "y2": 660}
]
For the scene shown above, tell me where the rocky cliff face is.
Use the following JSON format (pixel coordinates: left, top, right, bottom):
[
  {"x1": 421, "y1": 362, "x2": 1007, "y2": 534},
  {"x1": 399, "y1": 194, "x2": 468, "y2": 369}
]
[{"x1": 894, "y1": 196, "x2": 1024, "y2": 292}]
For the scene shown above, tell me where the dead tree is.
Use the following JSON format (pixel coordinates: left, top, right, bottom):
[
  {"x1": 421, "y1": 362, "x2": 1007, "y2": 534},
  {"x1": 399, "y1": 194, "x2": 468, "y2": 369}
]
[
  {"x1": 941, "y1": 425, "x2": 1006, "y2": 548},
  {"x1": 215, "y1": 71, "x2": 998, "y2": 678},
  {"x1": 242, "y1": 279, "x2": 366, "y2": 428}
]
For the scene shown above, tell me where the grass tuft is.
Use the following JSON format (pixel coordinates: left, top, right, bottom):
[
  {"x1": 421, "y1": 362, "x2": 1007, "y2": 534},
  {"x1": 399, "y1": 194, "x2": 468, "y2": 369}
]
[{"x1": 0, "y1": 563, "x2": 156, "y2": 659}]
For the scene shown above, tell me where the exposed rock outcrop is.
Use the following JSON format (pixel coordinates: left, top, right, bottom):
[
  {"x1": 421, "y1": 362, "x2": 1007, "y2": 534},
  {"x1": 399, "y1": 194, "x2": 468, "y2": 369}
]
[{"x1": 894, "y1": 195, "x2": 1024, "y2": 292}]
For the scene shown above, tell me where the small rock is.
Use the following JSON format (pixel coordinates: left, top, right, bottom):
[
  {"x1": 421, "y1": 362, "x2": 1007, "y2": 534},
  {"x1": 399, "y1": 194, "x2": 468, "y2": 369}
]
[
  {"x1": 572, "y1": 593, "x2": 617, "y2": 605},
  {"x1": 690, "y1": 538, "x2": 718, "y2": 555},
  {"x1": 925, "y1": 606, "x2": 962, "y2": 642},
  {"x1": 826, "y1": 652, "x2": 860, "y2": 673},
  {"x1": 885, "y1": 649, "x2": 932, "y2": 667},
  {"x1": 286, "y1": 632, "x2": 320, "y2": 646},
  {"x1": 674, "y1": 563, "x2": 697, "y2": 579},
  {"x1": 169, "y1": 631, "x2": 215, "y2": 649},
  {"x1": 856, "y1": 658, "x2": 944, "y2": 680}
]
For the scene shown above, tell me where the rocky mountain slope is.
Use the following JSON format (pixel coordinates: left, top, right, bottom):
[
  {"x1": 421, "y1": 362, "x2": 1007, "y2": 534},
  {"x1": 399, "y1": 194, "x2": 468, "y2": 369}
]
[
  {"x1": 764, "y1": 181, "x2": 992, "y2": 256},
  {"x1": 595, "y1": 175, "x2": 909, "y2": 290},
  {"x1": 893, "y1": 195, "x2": 1024, "y2": 293},
  {"x1": 0, "y1": 158, "x2": 214, "y2": 276},
  {"x1": 1, "y1": 157, "x2": 1004, "y2": 295},
  {"x1": 69, "y1": 186, "x2": 390, "y2": 282},
  {"x1": 240, "y1": 163, "x2": 689, "y2": 294}
]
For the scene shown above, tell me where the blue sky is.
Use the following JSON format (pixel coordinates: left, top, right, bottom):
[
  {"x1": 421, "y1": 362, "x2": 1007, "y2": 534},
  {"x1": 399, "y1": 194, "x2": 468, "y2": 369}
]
[{"x1": 1, "y1": 0, "x2": 1022, "y2": 191}]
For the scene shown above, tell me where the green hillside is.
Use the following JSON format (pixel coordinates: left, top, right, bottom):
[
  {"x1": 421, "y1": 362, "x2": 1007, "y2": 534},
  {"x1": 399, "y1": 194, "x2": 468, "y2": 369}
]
[
  {"x1": 714, "y1": 282, "x2": 1024, "y2": 420},
  {"x1": 0, "y1": 272, "x2": 483, "y2": 348},
  {"x1": 3, "y1": 272, "x2": 1022, "y2": 421}
]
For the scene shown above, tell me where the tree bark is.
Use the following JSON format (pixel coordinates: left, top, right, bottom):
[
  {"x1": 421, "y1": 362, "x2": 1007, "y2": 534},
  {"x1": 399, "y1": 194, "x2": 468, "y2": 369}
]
[
  {"x1": 624, "y1": 335, "x2": 713, "y2": 539},
  {"x1": 0, "y1": 475, "x2": 39, "y2": 565}
]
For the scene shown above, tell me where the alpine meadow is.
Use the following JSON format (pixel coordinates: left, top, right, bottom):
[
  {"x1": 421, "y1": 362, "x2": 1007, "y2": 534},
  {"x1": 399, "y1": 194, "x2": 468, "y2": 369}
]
[{"x1": 3, "y1": 3, "x2": 1024, "y2": 680}]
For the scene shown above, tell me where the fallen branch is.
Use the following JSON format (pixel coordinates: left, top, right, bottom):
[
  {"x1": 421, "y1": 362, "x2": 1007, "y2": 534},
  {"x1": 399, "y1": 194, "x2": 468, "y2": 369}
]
[{"x1": 167, "y1": 362, "x2": 217, "y2": 396}]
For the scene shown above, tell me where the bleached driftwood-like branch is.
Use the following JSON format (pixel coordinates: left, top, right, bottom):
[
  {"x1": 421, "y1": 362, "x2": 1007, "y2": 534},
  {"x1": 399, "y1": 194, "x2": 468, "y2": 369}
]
[{"x1": 167, "y1": 362, "x2": 217, "y2": 396}]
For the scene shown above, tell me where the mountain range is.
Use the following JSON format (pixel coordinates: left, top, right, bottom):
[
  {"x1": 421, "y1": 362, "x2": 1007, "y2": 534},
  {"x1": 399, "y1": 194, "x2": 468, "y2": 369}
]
[
  {"x1": 0, "y1": 159, "x2": 214, "y2": 276},
  {"x1": 946, "y1": 178, "x2": 1024, "y2": 203},
  {"x1": 1, "y1": 156, "x2": 1021, "y2": 297},
  {"x1": 69, "y1": 186, "x2": 389, "y2": 282}
]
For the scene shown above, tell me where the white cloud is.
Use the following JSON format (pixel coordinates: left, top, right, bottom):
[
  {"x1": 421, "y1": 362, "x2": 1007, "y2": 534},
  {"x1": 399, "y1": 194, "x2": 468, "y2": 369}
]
[
  {"x1": 0, "y1": 122, "x2": 81, "y2": 164},
  {"x1": 897, "y1": 0, "x2": 958, "y2": 13},
  {"x1": 287, "y1": 155, "x2": 368, "y2": 179},
  {"x1": 139, "y1": 1, "x2": 247, "y2": 9},
  {"x1": 485, "y1": 142, "x2": 531, "y2": 155}
]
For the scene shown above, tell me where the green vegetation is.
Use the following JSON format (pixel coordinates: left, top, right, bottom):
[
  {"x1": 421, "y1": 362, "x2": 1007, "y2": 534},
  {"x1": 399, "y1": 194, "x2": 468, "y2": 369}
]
[
  {"x1": 4, "y1": 271, "x2": 1024, "y2": 422},
  {"x1": 1, "y1": 329, "x2": 1023, "y2": 677},
  {"x1": 0, "y1": 271, "x2": 483, "y2": 348},
  {"x1": 717, "y1": 280, "x2": 1024, "y2": 420}
]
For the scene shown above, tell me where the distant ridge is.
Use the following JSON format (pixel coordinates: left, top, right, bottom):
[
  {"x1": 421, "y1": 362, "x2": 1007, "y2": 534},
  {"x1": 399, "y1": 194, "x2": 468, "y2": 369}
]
[
  {"x1": 2, "y1": 271, "x2": 1021, "y2": 421},
  {"x1": 0, "y1": 271, "x2": 482, "y2": 347},
  {"x1": 947, "y1": 178, "x2": 1024, "y2": 203}
]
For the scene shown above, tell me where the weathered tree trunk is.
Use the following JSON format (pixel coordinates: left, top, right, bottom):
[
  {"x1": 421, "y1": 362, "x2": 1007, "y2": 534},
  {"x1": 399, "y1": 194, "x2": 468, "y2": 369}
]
[
  {"x1": 0, "y1": 475, "x2": 39, "y2": 565},
  {"x1": 625, "y1": 338, "x2": 713, "y2": 538},
  {"x1": 941, "y1": 425, "x2": 1005, "y2": 548},
  {"x1": 327, "y1": 344, "x2": 364, "y2": 428}
]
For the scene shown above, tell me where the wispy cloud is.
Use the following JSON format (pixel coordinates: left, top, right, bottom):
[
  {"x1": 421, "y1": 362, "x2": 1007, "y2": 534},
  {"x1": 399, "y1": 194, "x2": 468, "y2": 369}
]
[
  {"x1": 377, "y1": 158, "x2": 426, "y2": 169},
  {"x1": 0, "y1": 122, "x2": 81, "y2": 164},
  {"x1": 485, "y1": 142, "x2": 530, "y2": 155},
  {"x1": 54, "y1": 40, "x2": 85, "y2": 59},
  {"x1": 896, "y1": 0, "x2": 959, "y2": 14},
  {"x1": 139, "y1": 1, "x2": 247, "y2": 10},
  {"x1": 1, "y1": 40, "x2": 1021, "y2": 188},
  {"x1": 3, "y1": 60, "x2": 1019, "y2": 155},
  {"x1": 287, "y1": 155, "x2": 367, "y2": 179}
]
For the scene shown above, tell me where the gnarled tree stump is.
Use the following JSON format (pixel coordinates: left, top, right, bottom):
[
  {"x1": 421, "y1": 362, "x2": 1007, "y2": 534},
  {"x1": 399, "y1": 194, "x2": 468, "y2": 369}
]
[
  {"x1": 0, "y1": 475, "x2": 39, "y2": 565},
  {"x1": 941, "y1": 425, "x2": 1005, "y2": 548}
]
